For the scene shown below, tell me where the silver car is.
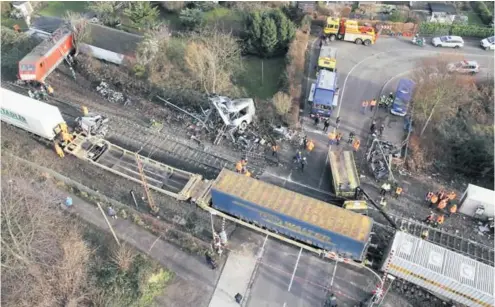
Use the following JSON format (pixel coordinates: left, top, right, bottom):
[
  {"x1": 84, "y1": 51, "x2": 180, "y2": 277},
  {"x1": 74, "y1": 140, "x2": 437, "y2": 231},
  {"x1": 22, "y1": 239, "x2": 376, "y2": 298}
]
[{"x1": 432, "y1": 35, "x2": 464, "y2": 48}]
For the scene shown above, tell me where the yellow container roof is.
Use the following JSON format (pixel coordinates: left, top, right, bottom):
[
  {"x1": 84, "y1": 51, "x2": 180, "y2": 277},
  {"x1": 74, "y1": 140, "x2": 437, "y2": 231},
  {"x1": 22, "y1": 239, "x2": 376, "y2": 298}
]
[
  {"x1": 212, "y1": 169, "x2": 372, "y2": 243},
  {"x1": 328, "y1": 151, "x2": 360, "y2": 192}
]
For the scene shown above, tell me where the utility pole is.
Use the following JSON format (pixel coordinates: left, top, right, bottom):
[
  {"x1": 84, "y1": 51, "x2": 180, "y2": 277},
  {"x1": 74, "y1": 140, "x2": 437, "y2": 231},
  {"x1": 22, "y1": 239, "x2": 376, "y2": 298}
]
[{"x1": 96, "y1": 202, "x2": 121, "y2": 246}]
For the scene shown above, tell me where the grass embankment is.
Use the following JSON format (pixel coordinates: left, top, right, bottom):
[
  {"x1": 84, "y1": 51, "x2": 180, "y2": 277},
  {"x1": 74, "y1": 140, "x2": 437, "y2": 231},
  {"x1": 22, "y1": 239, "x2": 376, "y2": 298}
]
[
  {"x1": 238, "y1": 56, "x2": 286, "y2": 99},
  {"x1": 38, "y1": 1, "x2": 89, "y2": 17}
]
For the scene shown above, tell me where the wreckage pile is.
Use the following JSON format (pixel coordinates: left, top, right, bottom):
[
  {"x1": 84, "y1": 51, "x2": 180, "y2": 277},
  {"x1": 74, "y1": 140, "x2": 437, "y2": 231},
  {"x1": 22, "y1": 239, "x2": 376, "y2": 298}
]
[
  {"x1": 96, "y1": 81, "x2": 131, "y2": 105},
  {"x1": 367, "y1": 138, "x2": 402, "y2": 180}
]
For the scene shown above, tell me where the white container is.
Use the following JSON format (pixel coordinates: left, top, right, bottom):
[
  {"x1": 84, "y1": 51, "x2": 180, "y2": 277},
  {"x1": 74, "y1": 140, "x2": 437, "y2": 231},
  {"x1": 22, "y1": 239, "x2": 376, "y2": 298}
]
[
  {"x1": 381, "y1": 231, "x2": 494, "y2": 307},
  {"x1": 459, "y1": 184, "x2": 495, "y2": 219},
  {"x1": 1, "y1": 88, "x2": 64, "y2": 140}
]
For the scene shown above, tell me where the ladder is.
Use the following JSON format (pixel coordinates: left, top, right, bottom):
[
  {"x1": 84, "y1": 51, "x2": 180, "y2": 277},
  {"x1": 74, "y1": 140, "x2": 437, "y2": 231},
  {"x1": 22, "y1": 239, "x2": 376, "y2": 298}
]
[
  {"x1": 135, "y1": 153, "x2": 159, "y2": 214},
  {"x1": 389, "y1": 213, "x2": 494, "y2": 265}
]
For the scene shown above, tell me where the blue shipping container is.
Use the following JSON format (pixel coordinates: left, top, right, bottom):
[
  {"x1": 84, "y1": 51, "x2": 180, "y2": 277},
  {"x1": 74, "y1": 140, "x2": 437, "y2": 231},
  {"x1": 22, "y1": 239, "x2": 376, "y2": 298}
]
[{"x1": 210, "y1": 169, "x2": 373, "y2": 261}]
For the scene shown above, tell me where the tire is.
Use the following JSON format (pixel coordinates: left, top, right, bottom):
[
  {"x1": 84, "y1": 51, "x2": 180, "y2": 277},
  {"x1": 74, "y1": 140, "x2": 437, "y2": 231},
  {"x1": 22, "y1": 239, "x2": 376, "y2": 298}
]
[
  {"x1": 435, "y1": 44, "x2": 440, "y2": 48},
  {"x1": 329, "y1": 34, "x2": 336, "y2": 41},
  {"x1": 454, "y1": 45, "x2": 460, "y2": 49},
  {"x1": 363, "y1": 39, "x2": 371, "y2": 46},
  {"x1": 355, "y1": 38, "x2": 363, "y2": 45},
  {"x1": 239, "y1": 121, "x2": 248, "y2": 131}
]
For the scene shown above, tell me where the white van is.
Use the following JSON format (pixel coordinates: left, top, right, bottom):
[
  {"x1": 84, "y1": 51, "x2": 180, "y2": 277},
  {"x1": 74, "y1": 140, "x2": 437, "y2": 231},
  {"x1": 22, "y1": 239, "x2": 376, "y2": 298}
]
[
  {"x1": 480, "y1": 36, "x2": 495, "y2": 50},
  {"x1": 431, "y1": 35, "x2": 464, "y2": 48}
]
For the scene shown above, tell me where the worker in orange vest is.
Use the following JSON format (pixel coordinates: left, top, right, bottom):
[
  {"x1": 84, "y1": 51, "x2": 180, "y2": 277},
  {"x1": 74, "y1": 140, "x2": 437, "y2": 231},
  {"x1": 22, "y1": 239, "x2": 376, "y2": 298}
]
[
  {"x1": 448, "y1": 204, "x2": 457, "y2": 216},
  {"x1": 394, "y1": 186, "x2": 403, "y2": 199},
  {"x1": 437, "y1": 198, "x2": 448, "y2": 210},
  {"x1": 352, "y1": 139, "x2": 360, "y2": 152},
  {"x1": 369, "y1": 99, "x2": 377, "y2": 112},
  {"x1": 425, "y1": 191, "x2": 434, "y2": 203},
  {"x1": 271, "y1": 144, "x2": 279, "y2": 158},
  {"x1": 328, "y1": 131, "x2": 336, "y2": 145},
  {"x1": 448, "y1": 191, "x2": 456, "y2": 201},
  {"x1": 335, "y1": 132, "x2": 343, "y2": 146},
  {"x1": 361, "y1": 100, "x2": 369, "y2": 114},
  {"x1": 429, "y1": 194, "x2": 438, "y2": 208},
  {"x1": 435, "y1": 214, "x2": 445, "y2": 227},
  {"x1": 235, "y1": 161, "x2": 243, "y2": 173},
  {"x1": 306, "y1": 139, "x2": 315, "y2": 152}
]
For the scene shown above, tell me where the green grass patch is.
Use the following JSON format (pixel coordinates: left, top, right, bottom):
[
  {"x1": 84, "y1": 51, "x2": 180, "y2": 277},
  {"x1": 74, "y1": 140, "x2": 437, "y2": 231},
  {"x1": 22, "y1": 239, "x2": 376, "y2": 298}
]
[
  {"x1": 38, "y1": 1, "x2": 88, "y2": 17},
  {"x1": 238, "y1": 56, "x2": 285, "y2": 99},
  {"x1": 203, "y1": 7, "x2": 244, "y2": 33},
  {"x1": 467, "y1": 11, "x2": 485, "y2": 26}
]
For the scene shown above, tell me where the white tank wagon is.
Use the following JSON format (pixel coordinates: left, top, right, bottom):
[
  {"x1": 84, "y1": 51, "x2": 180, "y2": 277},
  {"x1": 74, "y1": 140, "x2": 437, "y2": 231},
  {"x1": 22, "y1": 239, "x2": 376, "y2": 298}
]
[{"x1": 381, "y1": 231, "x2": 494, "y2": 307}]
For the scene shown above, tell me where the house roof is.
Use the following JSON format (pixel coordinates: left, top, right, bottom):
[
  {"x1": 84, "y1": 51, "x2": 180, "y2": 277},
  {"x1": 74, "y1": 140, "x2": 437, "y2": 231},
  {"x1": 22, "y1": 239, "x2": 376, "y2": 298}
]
[{"x1": 428, "y1": 3, "x2": 457, "y2": 15}]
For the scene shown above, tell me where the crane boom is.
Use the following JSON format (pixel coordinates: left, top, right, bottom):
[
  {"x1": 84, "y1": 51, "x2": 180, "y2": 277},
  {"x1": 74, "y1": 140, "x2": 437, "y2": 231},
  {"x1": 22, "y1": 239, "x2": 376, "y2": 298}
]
[{"x1": 135, "y1": 153, "x2": 159, "y2": 214}]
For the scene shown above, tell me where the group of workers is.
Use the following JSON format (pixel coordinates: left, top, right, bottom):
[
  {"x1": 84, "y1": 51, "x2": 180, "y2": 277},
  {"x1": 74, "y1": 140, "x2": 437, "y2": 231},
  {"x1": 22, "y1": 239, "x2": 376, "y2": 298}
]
[
  {"x1": 327, "y1": 130, "x2": 360, "y2": 152},
  {"x1": 422, "y1": 190, "x2": 458, "y2": 228},
  {"x1": 361, "y1": 99, "x2": 378, "y2": 113},
  {"x1": 235, "y1": 158, "x2": 252, "y2": 177}
]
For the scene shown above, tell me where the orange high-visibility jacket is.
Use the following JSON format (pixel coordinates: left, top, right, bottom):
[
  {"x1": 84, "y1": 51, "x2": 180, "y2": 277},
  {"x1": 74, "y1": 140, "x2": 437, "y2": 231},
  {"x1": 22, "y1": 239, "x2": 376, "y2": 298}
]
[
  {"x1": 449, "y1": 204, "x2": 457, "y2": 214},
  {"x1": 437, "y1": 215, "x2": 445, "y2": 224},
  {"x1": 437, "y1": 199, "x2": 447, "y2": 209}
]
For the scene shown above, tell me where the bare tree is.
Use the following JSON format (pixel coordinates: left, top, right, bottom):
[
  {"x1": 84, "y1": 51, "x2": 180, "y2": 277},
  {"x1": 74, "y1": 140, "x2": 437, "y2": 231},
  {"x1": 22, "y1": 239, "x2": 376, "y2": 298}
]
[
  {"x1": 64, "y1": 12, "x2": 91, "y2": 53},
  {"x1": 184, "y1": 28, "x2": 242, "y2": 96},
  {"x1": 1, "y1": 156, "x2": 91, "y2": 307}
]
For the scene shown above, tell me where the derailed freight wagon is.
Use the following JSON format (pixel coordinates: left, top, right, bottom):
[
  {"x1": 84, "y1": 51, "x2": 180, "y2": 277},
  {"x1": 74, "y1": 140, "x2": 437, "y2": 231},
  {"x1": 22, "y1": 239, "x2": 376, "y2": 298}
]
[
  {"x1": 201, "y1": 169, "x2": 373, "y2": 261},
  {"x1": 381, "y1": 231, "x2": 494, "y2": 307}
]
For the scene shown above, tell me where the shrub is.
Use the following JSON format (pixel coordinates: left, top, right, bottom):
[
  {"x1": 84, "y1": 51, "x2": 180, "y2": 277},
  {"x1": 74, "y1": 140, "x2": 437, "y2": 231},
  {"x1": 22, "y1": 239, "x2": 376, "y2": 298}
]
[
  {"x1": 471, "y1": 1, "x2": 493, "y2": 25},
  {"x1": 179, "y1": 8, "x2": 203, "y2": 30},
  {"x1": 419, "y1": 22, "x2": 494, "y2": 37}
]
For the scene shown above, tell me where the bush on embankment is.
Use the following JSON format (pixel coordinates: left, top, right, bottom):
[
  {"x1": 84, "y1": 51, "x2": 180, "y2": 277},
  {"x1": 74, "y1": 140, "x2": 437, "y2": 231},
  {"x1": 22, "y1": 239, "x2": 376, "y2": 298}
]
[{"x1": 419, "y1": 22, "x2": 494, "y2": 38}]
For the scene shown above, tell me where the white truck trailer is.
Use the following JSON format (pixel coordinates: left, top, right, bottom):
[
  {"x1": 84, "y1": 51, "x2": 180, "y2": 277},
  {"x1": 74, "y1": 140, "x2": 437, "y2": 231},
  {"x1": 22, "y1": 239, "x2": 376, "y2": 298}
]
[
  {"x1": 1, "y1": 87, "x2": 65, "y2": 140},
  {"x1": 381, "y1": 231, "x2": 494, "y2": 307}
]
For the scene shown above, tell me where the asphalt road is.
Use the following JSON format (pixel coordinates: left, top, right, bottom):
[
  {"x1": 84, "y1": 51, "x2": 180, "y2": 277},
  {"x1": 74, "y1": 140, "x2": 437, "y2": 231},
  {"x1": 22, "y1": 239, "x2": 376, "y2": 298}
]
[{"x1": 236, "y1": 35, "x2": 495, "y2": 307}]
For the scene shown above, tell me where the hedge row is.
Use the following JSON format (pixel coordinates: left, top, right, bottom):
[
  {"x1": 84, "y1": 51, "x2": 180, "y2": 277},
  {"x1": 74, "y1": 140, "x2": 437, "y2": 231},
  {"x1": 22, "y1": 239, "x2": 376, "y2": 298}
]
[
  {"x1": 419, "y1": 22, "x2": 494, "y2": 38},
  {"x1": 471, "y1": 1, "x2": 493, "y2": 25}
]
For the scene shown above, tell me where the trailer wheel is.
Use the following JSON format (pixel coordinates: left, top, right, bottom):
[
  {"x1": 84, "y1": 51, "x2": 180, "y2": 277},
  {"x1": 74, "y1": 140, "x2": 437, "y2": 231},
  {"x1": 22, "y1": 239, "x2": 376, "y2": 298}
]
[
  {"x1": 337, "y1": 34, "x2": 344, "y2": 40},
  {"x1": 363, "y1": 39, "x2": 371, "y2": 46},
  {"x1": 329, "y1": 34, "x2": 336, "y2": 41},
  {"x1": 355, "y1": 38, "x2": 363, "y2": 45}
]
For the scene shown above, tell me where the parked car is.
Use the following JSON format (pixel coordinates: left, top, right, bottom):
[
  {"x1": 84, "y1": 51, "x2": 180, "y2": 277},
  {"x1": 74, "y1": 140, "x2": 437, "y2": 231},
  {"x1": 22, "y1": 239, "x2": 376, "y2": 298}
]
[
  {"x1": 480, "y1": 36, "x2": 495, "y2": 50},
  {"x1": 431, "y1": 36, "x2": 464, "y2": 48},
  {"x1": 447, "y1": 60, "x2": 480, "y2": 74}
]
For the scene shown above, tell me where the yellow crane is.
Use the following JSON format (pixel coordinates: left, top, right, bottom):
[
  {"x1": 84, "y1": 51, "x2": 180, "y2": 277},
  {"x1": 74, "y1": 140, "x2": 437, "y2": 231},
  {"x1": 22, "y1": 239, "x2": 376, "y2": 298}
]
[{"x1": 135, "y1": 153, "x2": 159, "y2": 214}]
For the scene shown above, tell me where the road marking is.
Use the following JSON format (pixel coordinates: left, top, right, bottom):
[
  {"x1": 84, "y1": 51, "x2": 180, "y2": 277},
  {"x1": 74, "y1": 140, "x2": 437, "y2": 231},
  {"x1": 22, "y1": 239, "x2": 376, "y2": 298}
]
[
  {"x1": 283, "y1": 302, "x2": 287, "y2": 307},
  {"x1": 287, "y1": 247, "x2": 303, "y2": 292},
  {"x1": 258, "y1": 234, "x2": 269, "y2": 259},
  {"x1": 263, "y1": 172, "x2": 333, "y2": 196}
]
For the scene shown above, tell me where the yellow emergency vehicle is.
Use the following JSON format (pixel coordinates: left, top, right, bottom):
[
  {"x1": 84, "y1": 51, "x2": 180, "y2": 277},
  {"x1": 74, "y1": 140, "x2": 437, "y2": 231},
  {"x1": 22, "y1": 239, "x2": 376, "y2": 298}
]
[
  {"x1": 318, "y1": 45, "x2": 337, "y2": 72},
  {"x1": 324, "y1": 17, "x2": 377, "y2": 46}
]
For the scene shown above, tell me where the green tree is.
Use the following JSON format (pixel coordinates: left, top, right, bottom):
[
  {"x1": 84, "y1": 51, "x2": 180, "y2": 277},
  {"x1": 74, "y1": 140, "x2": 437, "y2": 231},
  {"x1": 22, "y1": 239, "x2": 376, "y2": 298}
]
[
  {"x1": 270, "y1": 9, "x2": 295, "y2": 50},
  {"x1": 88, "y1": 1, "x2": 121, "y2": 27},
  {"x1": 1, "y1": 26, "x2": 39, "y2": 80},
  {"x1": 245, "y1": 11, "x2": 263, "y2": 54},
  {"x1": 261, "y1": 16, "x2": 278, "y2": 57},
  {"x1": 244, "y1": 9, "x2": 295, "y2": 57},
  {"x1": 124, "y1": 1, "x2": 161, "y2": 30},
  {"x1": 179, "y1": 8, "x2": 203, "y2": 30}
]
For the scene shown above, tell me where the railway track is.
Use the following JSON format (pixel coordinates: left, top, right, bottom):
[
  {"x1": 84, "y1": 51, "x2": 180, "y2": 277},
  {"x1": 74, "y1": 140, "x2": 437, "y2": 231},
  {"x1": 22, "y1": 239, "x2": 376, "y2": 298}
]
[
  {"x1": 389, "y1": 213, "x2": 494, "y2": 266},
  {"x1": 2, "y1": 81, "x2": 267, "y2": 178}
]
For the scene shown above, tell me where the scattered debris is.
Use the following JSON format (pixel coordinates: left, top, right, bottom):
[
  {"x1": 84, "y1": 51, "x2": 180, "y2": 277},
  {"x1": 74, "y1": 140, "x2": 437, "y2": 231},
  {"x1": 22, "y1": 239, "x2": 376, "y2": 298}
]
[
  {"x1": 367, "y1": 138, "x2": 401, "y2": 180},
  {"x1": 96, "y1": 81, "x2": 130, "y2": 105}
]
